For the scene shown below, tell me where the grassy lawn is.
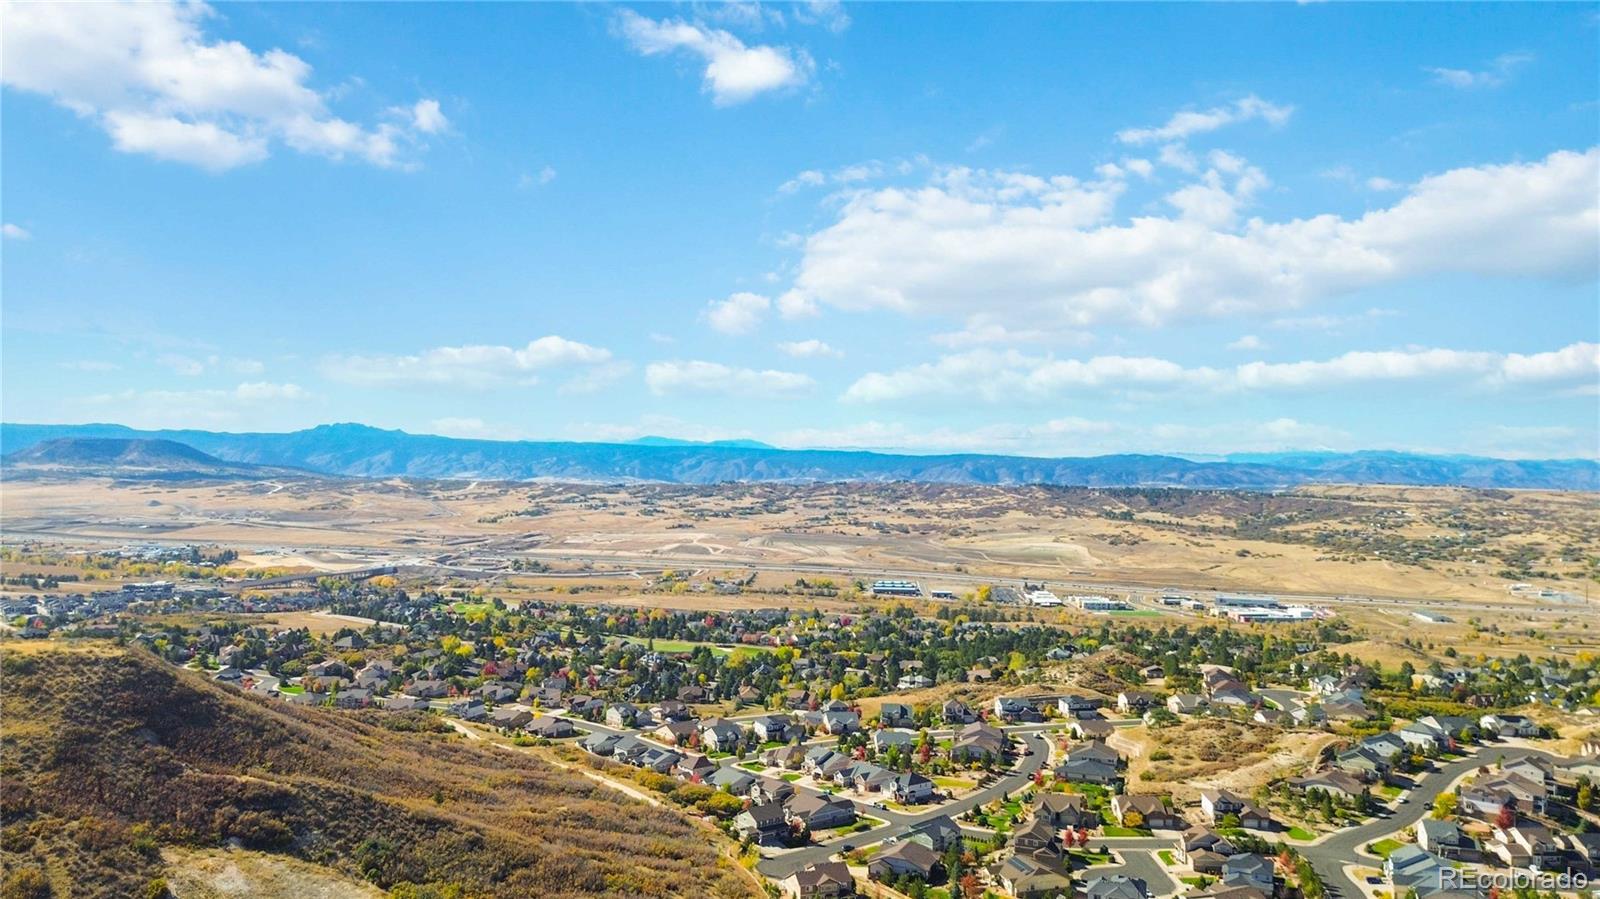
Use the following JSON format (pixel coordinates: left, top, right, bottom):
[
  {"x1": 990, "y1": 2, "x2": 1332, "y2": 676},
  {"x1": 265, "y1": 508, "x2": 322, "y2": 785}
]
[
  {"x1": 933, "y1": 776, "x2": 977, "y2": 791},
  {"x1": 616, "y1": 635, "x2": 733, "y2": 655},
  {"x1": 1070, "y1": 849, "x2": 1114, "y2": 866},
  {"x1": 278, "y1": 684, "x2": 304, "y2": 694},
  {"x1": 1287, "y1": 826, "x2": 1317, "y2": 841},
  {"x1": 739, "y1": 761, "x2": 766, "y2": 772},
  {"x1": 1103, "y1": 826, "x2": 1150, "y2": 837},
  {"x1": 707, "y1": 751, "x2": 733, "y2": 760},
  {"x1": 780, "y1": 772, "x2": 802, "y2": 782},
  {"x1": 1181, "y1": 876, "x2": 1214, "y2": 888},
  {"x1": 1157, "y1": 850, "x2": 1176, "y2": 866},
  {"x1": 1367, "y1": 839, "x2": 1404, "y2": 858},
  {"x1": 449, "y1": 601, "x2": 495, "y2": 616},
  {"x1": 1378, "y1": 785, "x2": 1403, "y2": 800}
]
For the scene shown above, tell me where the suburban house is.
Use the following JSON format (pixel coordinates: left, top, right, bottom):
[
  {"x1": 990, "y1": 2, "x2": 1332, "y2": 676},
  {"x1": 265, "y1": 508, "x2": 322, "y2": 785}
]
[
  {"x1": 1054, "y1": 756, "x2": 1120, "y2": 785},
  {"x1": 950, "y1": 722, "x2": 1010, "y2": 761},
  {"x1": 1071, "y1": 719, "x2": 1116, "y2": 741},
  {"x1": 1180, "y1": 827, "x2": 1237, "y2": 863},
  {"x1": 604, "y1": 702, "x2": 639, "y2": 728},
  {"x1": 878, "y1": 702, "x2": 915, "y2": 728},
  {"x1": 735, "y1": 801, "x2": 791, "y2": 847},
  {"x1": 653, "y1": 719, "x2": 699, "y2": 746},
  {"x1": 1288, "y1": 770, "x2": 1366, "y2": 802},
  {"x1": 1084, "y1": 875, "x2": 1147, "y2": 899},
  {"x1": 868, "y1": 841, "x2": 943, "y2": 884},
  {"x1": 889, "y1": 772, "x2": 937, "y2": 805},
  {"x1": 1035, "y1": 792, "x2": 1100, "y2": 829},
  {"x1": 764, "y1": 744, "x2": 807, "y2": 769},
  {"x1": 525, "y1": 715, "x2": 574, "y2": 738},
  {"x1": 942, "y1": 699, "x2": 977, "y2": 724},
  {"x1": 1167, "y1": 694, "x2": 1209, "y2": 716},
  {"x1": 751, "y1": 713, "x2": 794, "y2": 744},
  {"x1": 1489, "y1": 822, "x2": 1564, "y2": 869},
  {"x1": 872, "y1": 729, "x2": 918, "y2": 753},
  {"x1": 1385, "y1": 845, "x2": 1448, "y2": 894},
  {"x1": 1012, "y1": 816, "x2": 1063, "y2": 860},
  {"x1": 1117, "y1": 691, "x2": 1158, "y2": 714},
  {"x1": 784, "y1": 861, "x2": 855, "y2": 899},
  {"x1": 994, "y1": 696, "x2": 1042, "y2": 722},
  {"x1": 819, "y1": 709, "x2": 861, "y2": 735},
  {"x1": 708, "y1": 767, "x2": 757, "y2": 795},
  {"x1": 898, "y1": 815, "x2": 963, "y2": 852},
  {"x1": 785, "y1": 793, "x2": 856, "y2": 832},
  {"x1": 700, "y1": 718, "x2": 746, "y2": 753},
  {"x1": 1416, "y1": 819, "x2": 1477, "y2": 860},
  {"x1": 1110, "y1": 793, "x2": 1183, "y2": 830},
  {"x1": 1200, "y1": 790, "x2": 1244, "y2": 824},
  {"x1": 994, "y1": 854, "x2": 1072, "y2": 899},
  {"x1": 1058, "y1": 694, "x2": 1100, "y2": 717},
  {"x1": 1221, "y1": 854, "x2": 1275, "y2": 893},
  {"x1": 1479, "y1": 714, "x2": 1539, "y2": 738}
]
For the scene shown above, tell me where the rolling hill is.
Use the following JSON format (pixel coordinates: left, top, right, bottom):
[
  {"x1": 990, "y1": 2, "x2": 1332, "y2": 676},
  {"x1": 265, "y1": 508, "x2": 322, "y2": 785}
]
[
  {"x1": 1, "y1": 422, "x2": 1594, "y2": 489},
  {"x1": 1, "y1": 437, "x2": 315, "y2": 481},
  {"x1": 0, "y1": 644, "x2": 756, "y2": 899}
]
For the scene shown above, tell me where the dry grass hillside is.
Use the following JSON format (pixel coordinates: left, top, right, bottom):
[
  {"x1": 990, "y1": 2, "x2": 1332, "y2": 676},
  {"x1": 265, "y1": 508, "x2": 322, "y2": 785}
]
[{"x1": 0, "y1": 643, "x2": 756, "y2": 899}]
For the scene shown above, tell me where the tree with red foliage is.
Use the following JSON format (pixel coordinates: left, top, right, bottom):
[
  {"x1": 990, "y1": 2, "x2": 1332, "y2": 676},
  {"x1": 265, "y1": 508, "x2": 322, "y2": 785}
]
[{"x1": 1495, "y1": 804, "x2": 1516, "y2": 829}]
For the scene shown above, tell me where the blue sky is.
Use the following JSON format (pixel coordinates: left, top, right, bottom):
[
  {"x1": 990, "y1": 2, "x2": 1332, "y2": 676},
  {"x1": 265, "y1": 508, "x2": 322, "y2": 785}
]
[{"x1": 3, "y1": 1, "x2": 1597, "y2": 459}]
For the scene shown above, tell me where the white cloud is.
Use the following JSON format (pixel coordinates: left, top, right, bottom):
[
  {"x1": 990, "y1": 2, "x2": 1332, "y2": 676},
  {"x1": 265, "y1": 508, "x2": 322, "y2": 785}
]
[
  {"x1": 704, "y1": 291, "x2": 771, "y2": 335},
  {"x1": 321, "y1": 336, "x2": 613, "y2": 388},
  {"x1": 794, "y1": 0, "x2": 851, "y2": 33},
  {"x1": 843, "y1": 341, "x2": 1599, "y2": 404},
  {"x1": 614, "y1": 9, "x2": 812, "y2": 106},
  {"x1": 1116, "y1": 95, "x2": 1294, "y2": 145},
  {"x1": 1499, "y1": 342, "x2": 1600, "y2": 383},
  {"x1": 2, "y1": 223, "x2": 33, "y2": 240},
  {"x1": 1427, "y1": 53, "x2": 1533, "y2": 89},
  {"x1": 233, "y1": 381, "x2": 307, "y2": 401},
  {"x1": 157, "y1": 353, "x2": 210, "y2": 376},
  {"x1": 1228, "y1": 335, "x2": 1264, "y2": 351},
  {"x1": 407, "y1": 98, "x2": 448, "y2": 134},
  {"x1": 776, "y1": 339, "x2": 842, "y2": 358},
  {"x1": 1366, "y1": 176, "x2": 1402, "y2": 191},
  {"x1": 59, "y1": 360, "x2": 120, "y2": 372},
  {"x1": 779, "y1": 148, "x2": 1599, "y2": 330},
  {"x1": 1, "y1": 0, "x2": 443, "y2": 170},
  {"x1": 645, "y1": 360, "x2": 813, "y2": 398},
  {"x1": 519, "y1": 165, "x2": 557, "y2": 190}
]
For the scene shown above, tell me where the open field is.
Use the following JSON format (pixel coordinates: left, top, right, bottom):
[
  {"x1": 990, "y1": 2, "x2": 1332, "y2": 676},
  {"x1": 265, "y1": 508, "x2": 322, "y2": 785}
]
[{"x1": 4, "y1": 478, "x2": 1596, "y2": 629}]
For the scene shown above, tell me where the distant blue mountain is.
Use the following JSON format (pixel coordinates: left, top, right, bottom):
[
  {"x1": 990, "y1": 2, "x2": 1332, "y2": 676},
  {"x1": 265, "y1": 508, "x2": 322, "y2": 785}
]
[{"x1": 2, "y1": 422, "x2": 1594, "y2": 490}]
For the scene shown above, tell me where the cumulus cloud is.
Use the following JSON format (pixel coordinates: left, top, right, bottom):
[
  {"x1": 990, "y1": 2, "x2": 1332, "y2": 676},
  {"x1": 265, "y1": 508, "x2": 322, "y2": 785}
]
[
  {"x1": 1228, "y1": 335, "x2": 1265, "y2": 351},
  {"x1": 320, "y1": 336, "x2": 613, "y2": 388},
  {"x1": 2, "y1": 223, "x2": 33, "y2": 240},
  {"x1": 1427, "y1": 53, "x2": 1533, "y2": 89},
  {"x1": 704, "y1": 292, "x2": 771, "y2": 334},
  {"x1": 614, "y1": 9, "x2": 812, "y2": 105},
  {"x1": 776, "y1": 339, "x2": 842, "y2": 358},
  {"x1": 75, "y1": 381, "x2": 310, "y2": 428},
  {"x1": 843, "y1": 341, "x2": 1599, "y2": 404},
  {"x1": 644, "y1": 360, "x2": 813, "y2": 397},
  {"x1": 1, "y1": 0, "x2": 444, "y2": 171},
  {"x1": 779, "y1": 148, "x2": 1599, "y2": 330},
  {"x1": 1116, "y1": 95, "x2": 1293, "y2": 145}
]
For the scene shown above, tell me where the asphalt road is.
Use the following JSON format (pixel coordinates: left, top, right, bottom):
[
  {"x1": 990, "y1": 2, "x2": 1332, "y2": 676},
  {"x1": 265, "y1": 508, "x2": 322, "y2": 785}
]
[
  {"x1": 1298, "y1": 746, "x2": 1570, "y2": 899},
  {"x1": 754, "y1": 731, "x2": 1053, "y2": 879}
]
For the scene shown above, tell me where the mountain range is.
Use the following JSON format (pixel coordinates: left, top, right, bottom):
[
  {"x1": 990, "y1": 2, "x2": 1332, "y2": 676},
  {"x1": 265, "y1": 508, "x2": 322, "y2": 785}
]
[{"x1": 1, "y1": 422, "x2": 1595, "y2": 490}]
